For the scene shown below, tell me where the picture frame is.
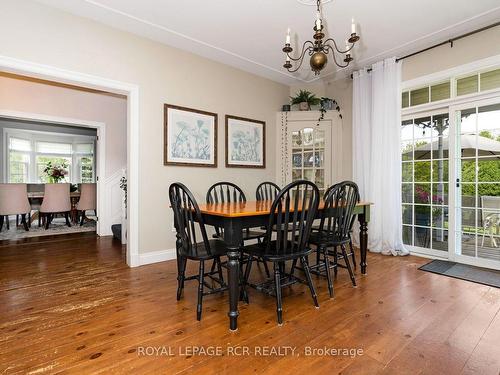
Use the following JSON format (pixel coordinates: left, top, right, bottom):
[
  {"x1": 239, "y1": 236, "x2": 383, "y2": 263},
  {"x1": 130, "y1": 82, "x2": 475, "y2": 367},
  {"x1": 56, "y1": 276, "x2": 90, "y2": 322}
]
[
  {"x1": 164, "y1": 104, "x2": 218, "y2": 167},
  {"x1": 225, "y1": 115, "x2": 266, "y2": 168}
]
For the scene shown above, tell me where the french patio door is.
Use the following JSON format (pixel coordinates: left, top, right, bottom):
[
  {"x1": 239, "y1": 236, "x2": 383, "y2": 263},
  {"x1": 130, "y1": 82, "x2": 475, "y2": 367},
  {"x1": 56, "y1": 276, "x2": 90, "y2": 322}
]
[
  {"x1": 403, "y1": 98, "x2": 500, "y2": 270},
  {"x1": 450, "y1": 98, "x2": 500, "y2": 269}
]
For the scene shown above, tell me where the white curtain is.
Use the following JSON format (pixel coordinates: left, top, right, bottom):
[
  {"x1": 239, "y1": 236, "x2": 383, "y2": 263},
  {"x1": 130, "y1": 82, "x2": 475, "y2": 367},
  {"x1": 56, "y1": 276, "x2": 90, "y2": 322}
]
[{"x1": 352, "y1": 57, "x2": 408, "y2": 256}]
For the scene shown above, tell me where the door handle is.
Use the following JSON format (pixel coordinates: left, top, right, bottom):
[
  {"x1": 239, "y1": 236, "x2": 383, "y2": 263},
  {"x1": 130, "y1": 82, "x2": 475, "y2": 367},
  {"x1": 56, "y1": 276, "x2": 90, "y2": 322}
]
[{"x1": 456, "y1": 178, "x2": 460, "y2": 188}]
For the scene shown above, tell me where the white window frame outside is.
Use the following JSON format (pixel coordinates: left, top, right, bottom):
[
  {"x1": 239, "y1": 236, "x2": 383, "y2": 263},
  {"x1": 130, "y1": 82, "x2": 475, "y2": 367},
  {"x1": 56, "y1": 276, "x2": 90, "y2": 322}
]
[{"x1": 3, "y1": 128, "x2": 96, "y2": 184}]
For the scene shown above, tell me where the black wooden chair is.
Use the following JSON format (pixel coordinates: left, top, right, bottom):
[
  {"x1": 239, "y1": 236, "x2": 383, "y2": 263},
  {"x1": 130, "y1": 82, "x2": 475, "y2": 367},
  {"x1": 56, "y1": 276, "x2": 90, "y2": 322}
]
[
  {"x1": 311, "y1": 183, "x2": 357, "y2": 270},
  {"x1": 242, "y1": 180, "x2": 320, "y2": 325},
  {"x1": 206, "y1": 182, "x2": 265, "y2": 242},
  {"x1": 256, "y1": 182, "x2": 280, "y2": 201},
  {"x1": 206, "y1": 182, "x2": 269, "y2": 277},
  {"x1": 308, "y1": 181, "x2": 360, "y2": 298},
  {"x1": 169, "y1": 183, "x2": 227, "y2": 321}
]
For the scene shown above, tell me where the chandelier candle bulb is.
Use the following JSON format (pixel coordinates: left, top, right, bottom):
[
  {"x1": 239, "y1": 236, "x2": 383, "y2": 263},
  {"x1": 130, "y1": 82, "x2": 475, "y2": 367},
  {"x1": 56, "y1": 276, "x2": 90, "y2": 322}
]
[
  {"x1": 316, "y1": 12, "x2": 321, "y2": 30},
  {"x1": 351, "y1": 19, "x2": 356, "y2": 34},
  {"x1": 286, "y1": 28, "x2": 291, "y2": 44}
]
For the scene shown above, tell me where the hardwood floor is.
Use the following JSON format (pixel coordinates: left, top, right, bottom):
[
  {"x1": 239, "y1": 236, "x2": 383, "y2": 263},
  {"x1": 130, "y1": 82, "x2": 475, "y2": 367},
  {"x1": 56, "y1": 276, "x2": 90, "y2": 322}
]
[{"x1": 1, "y1": 234, "x2": 499, "y2": 374}]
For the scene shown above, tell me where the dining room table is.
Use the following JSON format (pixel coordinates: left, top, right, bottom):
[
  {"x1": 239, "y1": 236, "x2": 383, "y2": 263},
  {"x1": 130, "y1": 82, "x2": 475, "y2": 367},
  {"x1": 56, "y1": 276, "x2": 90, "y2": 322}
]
[
  {"x1": 193, "y1": 199, "x2": 372, "y2": 331},
  {"x1": 27, "y1": 191, "x2": 82, "y2": 223}
]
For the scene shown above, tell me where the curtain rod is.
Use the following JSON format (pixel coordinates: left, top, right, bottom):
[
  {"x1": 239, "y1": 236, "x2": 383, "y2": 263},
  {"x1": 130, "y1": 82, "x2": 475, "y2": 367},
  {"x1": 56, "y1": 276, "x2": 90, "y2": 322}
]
[{"x1": 350, "y1": 21, "x2": 500, "y2": 79}]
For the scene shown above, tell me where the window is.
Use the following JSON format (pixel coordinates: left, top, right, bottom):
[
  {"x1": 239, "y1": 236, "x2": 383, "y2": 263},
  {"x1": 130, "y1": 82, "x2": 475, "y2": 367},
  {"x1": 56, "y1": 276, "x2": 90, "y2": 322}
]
[
  {"x1": 8, "y1": 137, "x2": 31, "y2": 183},
  {"x1": 5, "y1": 130, "x2": 96, "y2": 183},
  {"x1": 402, "y1": 66, "x2": 500, "y2": 109}
]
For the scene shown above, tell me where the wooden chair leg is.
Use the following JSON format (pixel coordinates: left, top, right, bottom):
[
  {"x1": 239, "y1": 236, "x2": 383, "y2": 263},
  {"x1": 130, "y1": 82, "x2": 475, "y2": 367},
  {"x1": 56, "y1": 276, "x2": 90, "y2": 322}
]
[
  {"x1": 273, "y1": 262, "x2": 283, "y2": 325},
  {"x1": 6, "y1": 216, "x2": 9, "y2": 230},
  {"x1": 21, "y1": 214, "x2": 29, "y2": 231},
  {"x1": 301, "y1": 256, "x2": 319, "y2": 308},
  {"x1": 216, "y1": 257, "x2": 226, "y2": 287},
  {"x1": 263, "y1": 260, "x2": 271, "y2": 278},
  {"x1": 176, "y1": 256, "x2": 187, "y2": 301},
  {"x1": 196, "y1": 260, "x2": 205, "y2": 321},
  {"x1": 341, "y1": 244, "x2": 356, "y2": 287},
  {"x1": 322, "y1": 246, "x2": 334, "y2": 298},
  {"x1": 333, "y1": 246, "x2": 338, "y2": 278},
  {"x1": 65, "y1": 212, "x2": 72, "y2": 227},
  {"x1": 45, "y1": 214, "x2": 51, "y2": 230},
  {"x1": 16, "y1": 215, "x2": 19, "y2": 227},
  {"x1": 80, "y1": 211, "x2": 85, "y2": 226},
  {"x1": 349, "y1": 240, "x2": 357, "y2": 270},
  {"x1": 0, "y1": 215, "x2": 4, "y2": 232},
  {"x1": 240, "y1": 255, "x2": 253, "y2": 303}
]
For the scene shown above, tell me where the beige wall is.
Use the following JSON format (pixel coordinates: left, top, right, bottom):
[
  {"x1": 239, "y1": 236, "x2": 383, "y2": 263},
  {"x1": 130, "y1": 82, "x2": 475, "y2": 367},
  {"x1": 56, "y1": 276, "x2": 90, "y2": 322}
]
[
  {"x1": 325, "y1": 79, "x2": 353, "y2": 180},
  {"x1": 0, "y1": 73, "x2": 127, "y2": 178},
  {"x1": 0, "y1": 0, "x2": 289, "y2": 255},
  {"x1": 402, "y1": 25, "x2": 500, "y2": 82}
]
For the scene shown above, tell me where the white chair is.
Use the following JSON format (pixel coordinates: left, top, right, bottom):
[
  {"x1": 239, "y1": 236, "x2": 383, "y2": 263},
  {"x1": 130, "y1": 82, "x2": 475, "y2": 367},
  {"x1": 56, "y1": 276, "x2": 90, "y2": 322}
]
[
  {"x1": 40, "y1": 183, "x2": 72, "y2": 229},
  {"x1": 76, "y1": 183, "x2": 96, "y2": 226},
  {"x1": 0, "y1": 184, "x2": 31, "y2": 232},
  {"x1": 481, "y1": 196, "x2": 500, "y2": 248}
]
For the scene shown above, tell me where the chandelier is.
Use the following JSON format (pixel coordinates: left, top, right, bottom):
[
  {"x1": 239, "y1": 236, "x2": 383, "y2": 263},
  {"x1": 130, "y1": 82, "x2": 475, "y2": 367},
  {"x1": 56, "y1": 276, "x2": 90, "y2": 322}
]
[{"x1": 282, "y1": 0, "x2": 360, "y2": 75}]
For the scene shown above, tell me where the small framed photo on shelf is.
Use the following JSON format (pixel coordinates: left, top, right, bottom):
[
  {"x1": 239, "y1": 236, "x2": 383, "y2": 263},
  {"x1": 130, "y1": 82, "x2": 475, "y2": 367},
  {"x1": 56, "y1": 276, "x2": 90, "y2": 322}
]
[
  {"x1": 164, "y1": 104, "x2": 217, "y2": 167},
  {"x1": 225, "y1": 115, "x2": 265, "y2": 168}
]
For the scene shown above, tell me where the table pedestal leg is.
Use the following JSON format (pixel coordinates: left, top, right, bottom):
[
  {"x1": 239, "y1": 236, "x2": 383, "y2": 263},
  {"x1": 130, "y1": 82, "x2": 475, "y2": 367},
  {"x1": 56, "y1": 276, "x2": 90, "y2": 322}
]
[
  {"x1": 227, "y1": 248, "x2": 240, "y2": 331},
  {"x1": 358, "y1": 213, "x2": 368, "y2": 275}
]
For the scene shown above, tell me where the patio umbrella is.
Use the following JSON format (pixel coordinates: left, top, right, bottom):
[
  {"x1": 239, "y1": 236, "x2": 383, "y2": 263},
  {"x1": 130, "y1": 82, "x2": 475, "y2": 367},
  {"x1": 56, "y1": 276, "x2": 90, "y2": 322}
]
[{"x1": 410, "y1": 134, "x2": 500, "y2": 159}]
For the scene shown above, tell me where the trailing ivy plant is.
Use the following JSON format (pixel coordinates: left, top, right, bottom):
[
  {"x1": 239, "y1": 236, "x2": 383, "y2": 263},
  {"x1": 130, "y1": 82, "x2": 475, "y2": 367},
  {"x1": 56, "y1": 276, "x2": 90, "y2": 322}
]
[{"x1": 317, "y1": 97, "x2": 342, "y2": 126}]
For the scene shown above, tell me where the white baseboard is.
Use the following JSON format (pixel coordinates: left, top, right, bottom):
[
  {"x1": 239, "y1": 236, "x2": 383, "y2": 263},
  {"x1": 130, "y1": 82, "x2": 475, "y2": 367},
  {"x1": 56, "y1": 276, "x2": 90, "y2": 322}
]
[{"x1": 139, "y1": 248, "x2": 177, "y2": 266}]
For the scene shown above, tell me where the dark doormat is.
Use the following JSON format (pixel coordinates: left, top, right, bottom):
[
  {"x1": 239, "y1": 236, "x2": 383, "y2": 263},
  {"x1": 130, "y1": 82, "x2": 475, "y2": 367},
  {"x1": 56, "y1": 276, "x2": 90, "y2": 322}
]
[{"x1": 419, "y1": 259, "x2": 500, "y2": 288}]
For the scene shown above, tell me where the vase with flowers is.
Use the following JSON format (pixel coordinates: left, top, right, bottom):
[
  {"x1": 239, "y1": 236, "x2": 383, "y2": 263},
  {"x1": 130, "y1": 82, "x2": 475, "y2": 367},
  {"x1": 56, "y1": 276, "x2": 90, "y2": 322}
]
[{"x1": 43, "y1": 161, "x2": 68, "y2": 183}]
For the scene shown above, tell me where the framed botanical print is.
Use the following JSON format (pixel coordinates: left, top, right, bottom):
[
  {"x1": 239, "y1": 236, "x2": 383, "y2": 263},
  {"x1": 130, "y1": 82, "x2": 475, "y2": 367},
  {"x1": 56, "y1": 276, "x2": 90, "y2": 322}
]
[
  {"x1": 164, "y1": 104, "x2": 217, "y2": 167},
  {"x1": 225, "y1": 115, "x2": 265, "y2": 168}
]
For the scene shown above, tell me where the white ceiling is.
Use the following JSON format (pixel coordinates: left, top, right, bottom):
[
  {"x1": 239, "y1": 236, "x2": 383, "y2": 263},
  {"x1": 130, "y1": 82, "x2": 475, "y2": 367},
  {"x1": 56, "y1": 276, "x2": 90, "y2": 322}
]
[{"x1": 36, "y1": 0, "x2": 500, "y2": 85}]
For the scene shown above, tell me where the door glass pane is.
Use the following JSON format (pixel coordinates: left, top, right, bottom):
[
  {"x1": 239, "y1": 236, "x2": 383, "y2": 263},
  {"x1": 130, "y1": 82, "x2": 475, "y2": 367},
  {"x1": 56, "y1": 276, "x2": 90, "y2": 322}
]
[
  {"x1": 303, "y1": 151, "x2": 314, "y2": 167},
  {"x1": 303, "y1": 128, "x2": 313, "y2": 147},
  {"x1": 403, "y1": 225, "x2": 412, "y2": 245},
  {"x1": 314, "y1": 151, "x2": 324, "y2": 167},
  {"x1": 292, "y1": 131, "x2": 302, "y2": 147},
  {"x1": 432, "y1": 229, "x2": 448, "y2": 251},
  {"x1": 414, "y1": 227, "x2": 431, "y2": 248},
  {"x1": 314, "y1": 130, "x2": 325, "y2": 148},
  {"x1": 402, "y1": 162, "x2": 413, "y2": 182}
]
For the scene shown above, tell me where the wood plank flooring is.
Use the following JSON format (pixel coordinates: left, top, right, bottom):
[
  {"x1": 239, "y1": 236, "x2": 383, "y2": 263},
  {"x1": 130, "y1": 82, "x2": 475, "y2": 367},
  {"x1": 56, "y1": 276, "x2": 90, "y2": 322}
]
[{"x1": 0, "y1": 234, "x2": 499, "y2": 374}]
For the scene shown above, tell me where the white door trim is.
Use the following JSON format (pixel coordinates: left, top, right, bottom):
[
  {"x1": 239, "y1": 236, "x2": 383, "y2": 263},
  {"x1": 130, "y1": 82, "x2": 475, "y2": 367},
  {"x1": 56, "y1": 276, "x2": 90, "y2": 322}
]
[{"x1": 0, "y1": 54, "x2": 140, "y2": 267}]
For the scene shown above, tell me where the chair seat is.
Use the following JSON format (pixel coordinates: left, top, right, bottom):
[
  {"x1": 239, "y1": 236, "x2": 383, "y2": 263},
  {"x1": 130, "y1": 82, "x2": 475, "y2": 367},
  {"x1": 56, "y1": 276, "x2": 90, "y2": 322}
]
[
  {"x1": 308, "y1": 232, "x2": 350, "y2": 246},
  {"x1": 179, "y1": 239, "x2": 228, "y2": 260},
  {"x1": 243, "y1": 240, "x2": 313, "y2": 261}
]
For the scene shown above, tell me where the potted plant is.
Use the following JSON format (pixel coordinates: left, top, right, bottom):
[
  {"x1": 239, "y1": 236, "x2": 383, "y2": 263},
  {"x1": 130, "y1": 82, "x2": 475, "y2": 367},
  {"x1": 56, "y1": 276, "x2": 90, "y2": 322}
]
[
  {"x1": 290, "y1": 90, "x2": 320, "y2": 111},
  {"x1": 43, "y1": 161, "x2": 68, "y2": 183}
]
